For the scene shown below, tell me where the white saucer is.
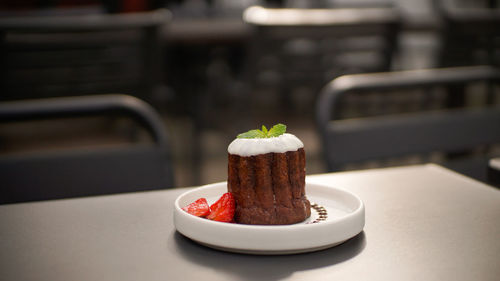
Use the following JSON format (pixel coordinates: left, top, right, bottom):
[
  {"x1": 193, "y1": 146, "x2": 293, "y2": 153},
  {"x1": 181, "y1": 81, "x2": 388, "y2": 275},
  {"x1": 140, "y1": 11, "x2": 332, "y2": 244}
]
[{"x1": 173, "y1": 182, "x2": 365, "y2": 255}]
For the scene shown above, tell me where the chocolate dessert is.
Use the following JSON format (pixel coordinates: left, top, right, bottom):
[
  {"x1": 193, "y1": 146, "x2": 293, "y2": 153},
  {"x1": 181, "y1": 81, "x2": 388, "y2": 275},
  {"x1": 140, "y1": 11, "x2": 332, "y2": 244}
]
[{"x1": 227, "y1": 124, "x2": 311, "y2": 225}]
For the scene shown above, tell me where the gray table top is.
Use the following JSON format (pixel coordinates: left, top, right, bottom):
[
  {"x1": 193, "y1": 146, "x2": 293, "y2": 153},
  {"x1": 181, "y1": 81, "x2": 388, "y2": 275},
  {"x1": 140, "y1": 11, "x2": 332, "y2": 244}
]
[{"x1": 1, "y1": 164, "x2": 499, "y2": 281}]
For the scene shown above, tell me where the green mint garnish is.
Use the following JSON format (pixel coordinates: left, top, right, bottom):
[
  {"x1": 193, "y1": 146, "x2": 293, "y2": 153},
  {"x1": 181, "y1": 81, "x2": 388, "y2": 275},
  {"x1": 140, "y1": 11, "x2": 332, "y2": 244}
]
[
  {"x1": 237, "y1": 129, "x2": 266, "y2": 139},
  {"x1": 261, "y1": 125, "x2": 268, "y2": 135},
  {"x1": 267, "y1": 123, "x2": 286, "y2": 137},
  {"x1": 237, "y1": 123, "x2": 287, "y2": 139}
]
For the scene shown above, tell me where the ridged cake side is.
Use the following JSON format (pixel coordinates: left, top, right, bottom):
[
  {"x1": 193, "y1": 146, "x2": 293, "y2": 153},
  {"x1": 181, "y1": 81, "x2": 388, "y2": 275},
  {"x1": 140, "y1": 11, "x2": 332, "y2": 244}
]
[{"x1": 228, "y1": 148, "x2": 311, "y2": 225}]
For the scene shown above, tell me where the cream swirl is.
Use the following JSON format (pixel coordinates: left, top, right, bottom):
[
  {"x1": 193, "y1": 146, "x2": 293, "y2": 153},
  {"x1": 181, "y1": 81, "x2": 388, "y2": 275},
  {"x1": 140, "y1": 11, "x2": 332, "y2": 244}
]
[{"x1": 228, "y1": 133, "x2": 303, "y2": 156}]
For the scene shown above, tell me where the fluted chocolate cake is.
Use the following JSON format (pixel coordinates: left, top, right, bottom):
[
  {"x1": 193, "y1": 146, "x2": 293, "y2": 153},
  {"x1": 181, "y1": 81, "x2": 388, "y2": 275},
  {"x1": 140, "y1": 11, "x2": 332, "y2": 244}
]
[{"x1": 227, "y1": 124, "x2": 311, "y2": 225}]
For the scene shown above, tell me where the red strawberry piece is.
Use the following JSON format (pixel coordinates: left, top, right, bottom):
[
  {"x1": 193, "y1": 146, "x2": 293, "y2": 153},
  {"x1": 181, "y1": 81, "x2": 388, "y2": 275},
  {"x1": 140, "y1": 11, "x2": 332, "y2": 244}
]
[
  {"x1": 182, "y1": 198, "x2": 210, "y2": 217},
  {"x1": 207, "y1": 192, "x2": 235, "y2": 222}
]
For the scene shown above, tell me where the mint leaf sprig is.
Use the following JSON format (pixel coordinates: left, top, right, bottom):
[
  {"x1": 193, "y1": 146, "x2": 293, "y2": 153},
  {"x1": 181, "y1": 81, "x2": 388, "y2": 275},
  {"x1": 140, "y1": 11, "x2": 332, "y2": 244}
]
[{"x1": 237, "y1": 123, "x2": 287, "y2": 139}]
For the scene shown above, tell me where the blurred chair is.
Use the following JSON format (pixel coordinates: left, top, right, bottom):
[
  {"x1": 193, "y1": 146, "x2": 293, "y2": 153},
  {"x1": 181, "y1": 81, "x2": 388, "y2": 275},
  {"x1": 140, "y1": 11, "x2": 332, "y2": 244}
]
[
  {"x1": 242, "y1": 5, "x2": 400, "y2": 108},
  {"x1": 435, "y1": 0, "x2": 500, "y2": 68},
  {"x1": 431, "y1": 1, "x2": 500, "y2": 106},
  {"x1": 0, "y1": 9, "x2": 171, "y2": 104},
  {"x1": 0, "y1": 94, "x2": 175, "y2": 204},
  {"x1": 316, "y1": 66, "x2": 500, "y2": 181}
]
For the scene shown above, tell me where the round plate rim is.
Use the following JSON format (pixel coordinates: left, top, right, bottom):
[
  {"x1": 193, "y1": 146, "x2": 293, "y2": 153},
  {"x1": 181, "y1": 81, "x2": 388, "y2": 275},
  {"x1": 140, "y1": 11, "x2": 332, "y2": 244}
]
[{"x1": 174, "y1": 181, "x2": 365, "y2": 255}]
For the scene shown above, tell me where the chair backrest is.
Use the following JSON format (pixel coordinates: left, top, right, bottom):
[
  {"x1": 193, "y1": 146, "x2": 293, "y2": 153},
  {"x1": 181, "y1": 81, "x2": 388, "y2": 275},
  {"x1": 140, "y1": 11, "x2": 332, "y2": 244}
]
[
  {"x1": 316, "y1": 66, "x2": 500, "y2": 175},
  {"x1": 0, "y1": 9, "x2": 170, "y2": 102},
  {"x1": 0, "y1": 94, "x2": 175, "y2": 204},
  {"x1": 242, "y1": 5, "x2": 400, "y2": 94}
]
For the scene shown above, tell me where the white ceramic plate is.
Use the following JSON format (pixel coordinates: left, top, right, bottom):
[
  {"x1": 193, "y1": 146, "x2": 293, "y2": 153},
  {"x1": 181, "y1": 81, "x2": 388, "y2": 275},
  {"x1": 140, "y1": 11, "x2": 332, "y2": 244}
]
[{"x1": 174, "y1": 182, "x2": 365, "y2": 255}]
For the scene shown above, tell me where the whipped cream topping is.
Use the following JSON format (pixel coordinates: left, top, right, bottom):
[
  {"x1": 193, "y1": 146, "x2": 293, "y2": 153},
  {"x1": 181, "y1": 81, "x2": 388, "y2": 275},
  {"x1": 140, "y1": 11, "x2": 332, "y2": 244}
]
[{"x1": 228, "y1": 133, "x2": 304, "y2": 156}]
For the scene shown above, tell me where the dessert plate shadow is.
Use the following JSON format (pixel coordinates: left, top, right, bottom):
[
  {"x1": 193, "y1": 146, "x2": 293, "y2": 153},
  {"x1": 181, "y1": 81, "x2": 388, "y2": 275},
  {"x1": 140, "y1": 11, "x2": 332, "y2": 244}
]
[{"x1": 174, "y1": 182, "x2": 365, "y2": 255}]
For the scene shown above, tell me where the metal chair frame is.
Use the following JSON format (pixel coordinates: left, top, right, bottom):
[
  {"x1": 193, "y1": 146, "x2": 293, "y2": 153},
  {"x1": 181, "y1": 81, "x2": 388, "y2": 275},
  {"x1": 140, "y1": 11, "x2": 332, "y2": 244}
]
[{"x1": 0, "y1": 94, "x2": 175, "y2": 204}]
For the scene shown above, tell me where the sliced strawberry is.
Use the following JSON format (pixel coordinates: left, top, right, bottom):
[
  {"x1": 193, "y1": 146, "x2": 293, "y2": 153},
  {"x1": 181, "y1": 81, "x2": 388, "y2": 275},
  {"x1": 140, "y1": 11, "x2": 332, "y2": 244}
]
[
  {"x1": 182, "y1": 198, "x2": 210, "y2": 217},
  {"x1": 207, "y1": 192, "x2": 235, "y2": 222}
]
